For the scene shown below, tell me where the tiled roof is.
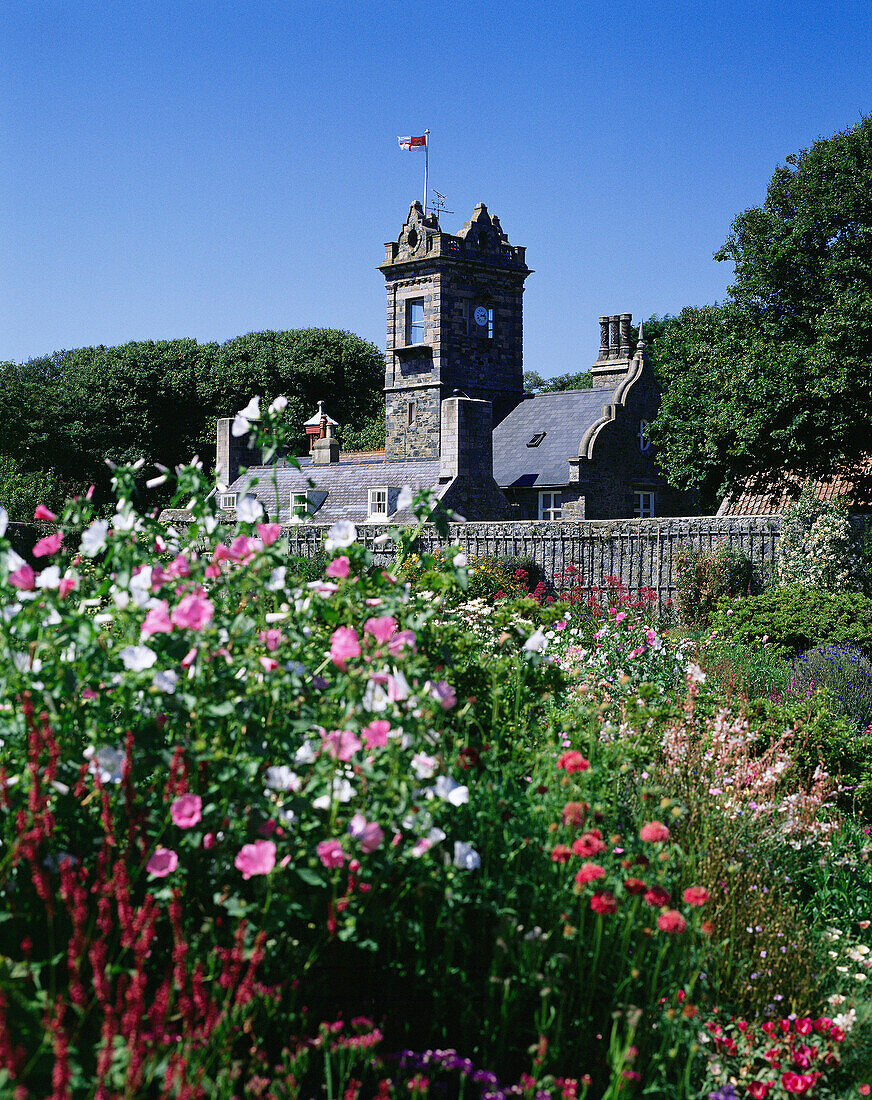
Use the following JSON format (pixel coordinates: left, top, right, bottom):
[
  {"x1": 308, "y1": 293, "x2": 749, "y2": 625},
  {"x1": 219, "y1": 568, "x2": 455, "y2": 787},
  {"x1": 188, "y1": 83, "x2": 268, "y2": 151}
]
[
  {"x1": 228, "y1": 456, "x2": 443, "y2": 523},
  {"x1": 717, "y1": 456, "x2": 872, "y2": 516},
  {"x1": 492, "y1": 390, "x2": 610, "y2": 487}
]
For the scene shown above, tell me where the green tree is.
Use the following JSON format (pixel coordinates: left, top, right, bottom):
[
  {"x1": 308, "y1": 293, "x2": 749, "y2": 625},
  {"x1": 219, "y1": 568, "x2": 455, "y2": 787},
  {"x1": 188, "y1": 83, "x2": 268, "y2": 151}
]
[{"x1": 649, "y1": 114, "x2": 872, "y2": 506}]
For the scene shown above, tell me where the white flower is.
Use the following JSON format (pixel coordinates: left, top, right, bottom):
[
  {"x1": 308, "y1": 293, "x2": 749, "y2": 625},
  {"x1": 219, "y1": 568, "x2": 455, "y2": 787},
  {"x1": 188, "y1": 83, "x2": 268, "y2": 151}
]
[
  {"x1": 80, "y1": 519, "x2": 110, "y2": 558},
  {"x1": 265, "y1": 765, "x2": 301, "y2": 792},
  {"x1": 411, "y1": 753, "x2": 439, "y2": 779},
  {"x1": 523, "y1": 630, "x2": 548, "y2": 653},
  {"x1": 267, "y1": 566, "x2": 287, "y2": 592},
  {"x1": 6, "y1": 549, "x2": 26, "y2": 572},
  {"x1": 453, "y1": 552, "x2": 468, "y2": 568},
  {"x1": 833, "y1": 1009, "x2": 857, "y2": 1031},
  {"x1": 686, "y1": 662, "x2": 706, "y2": 684},
  {"x1": 84, "y1": 745, "x2": 125, "y2": 784},
  {"x1": 12, "y1": 652, "x2": 42, "y2": 674},
  {"x1": 231, "y1": 397, "x2": 261, "y2": 437},
  {"x1": 312, "y1": 775, "x2": 355, "y2": 809},
  {"x1": 325, "y1": 520, "x2": 357, "y2": 552},
  {"x1": 236, "y1": 495, "x2": 263, "y2": 524},
  {"x1": 119, "y1": 645, "x2": 158, "y2": 672},
  {"x1": 433, "y1": 775, "x2": 469, "y2": 805},
  {"x1": 453, "y1": 841, "x2": 481, "y2": 870},
  {"x1": 113, "y1": 503, "x2": 139, "y2": 533},
  {"x1": 295, "y1": 741, "x2": 317, "y2": 765},
  {"x1": 397, "y1": 486, "x2": 414, "y2": 512},
  {"x1": 36, "y1": 565, "x2": 61, "y2": 590},
  {"x1": 152, "y1": 669, "x2": 178, "y2": 694},
  {"x1": 0, "y1": 506, "x2": 7, "y2": 537},
  {"x1": 268, "y1": 395, "x2": 288, "y2": 414}
]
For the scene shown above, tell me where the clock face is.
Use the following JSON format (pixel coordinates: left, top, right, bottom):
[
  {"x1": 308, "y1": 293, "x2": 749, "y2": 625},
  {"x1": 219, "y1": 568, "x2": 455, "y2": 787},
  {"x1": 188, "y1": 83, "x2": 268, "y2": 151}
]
[{"x1": 474, "y1": 305, "x2": 489, "y2": 327}]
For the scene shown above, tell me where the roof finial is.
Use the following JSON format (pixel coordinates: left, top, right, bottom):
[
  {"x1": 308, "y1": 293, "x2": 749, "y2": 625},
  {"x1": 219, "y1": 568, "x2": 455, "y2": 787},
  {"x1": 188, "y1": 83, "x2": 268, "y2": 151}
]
[{"x1": 637, "y1": 320, "x2": 646, "y2": 350}]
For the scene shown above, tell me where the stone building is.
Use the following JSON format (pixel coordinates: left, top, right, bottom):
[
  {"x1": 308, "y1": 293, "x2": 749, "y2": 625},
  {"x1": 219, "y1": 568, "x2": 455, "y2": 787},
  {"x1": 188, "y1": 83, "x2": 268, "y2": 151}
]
[{"x1": 216, "y1": 202, "x2": 696, "y2": 524}]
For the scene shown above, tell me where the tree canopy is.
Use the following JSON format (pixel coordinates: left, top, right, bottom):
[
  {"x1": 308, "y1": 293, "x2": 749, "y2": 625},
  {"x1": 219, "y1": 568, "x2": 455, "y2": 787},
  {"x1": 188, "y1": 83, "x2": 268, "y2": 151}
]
[
  {"x1": 648, "y1": 114, "x2": 872, "y2": 508},
  {"x1": 0, "y1": 330, "x2": 384, "y2": 515}
]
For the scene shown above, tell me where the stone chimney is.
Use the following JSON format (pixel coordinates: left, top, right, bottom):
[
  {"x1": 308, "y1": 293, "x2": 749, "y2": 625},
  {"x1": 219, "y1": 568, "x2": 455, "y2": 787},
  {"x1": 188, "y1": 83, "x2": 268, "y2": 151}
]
[
  {"x1": 438, "y1": 394, "x2": 511, "y2": 519},
  {"x1": 591, "y1": 313, "x2": 634, "y2": 390},
  {"x1": 304, "y1": 401, "x2": 338, "y2": 452},
  {"x1": 312, "y1": 422, "x2": 340, "y2": 465},
  {"x1": 216, "y1": 418, "x2": 262, "y2": 488}
]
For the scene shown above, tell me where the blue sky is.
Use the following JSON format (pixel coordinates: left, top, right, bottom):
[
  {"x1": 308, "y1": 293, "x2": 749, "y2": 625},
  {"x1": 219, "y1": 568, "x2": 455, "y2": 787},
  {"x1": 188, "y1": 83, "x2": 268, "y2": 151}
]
[{"x1": 3, "y1": 0, "x2": 872, "y2": 379}]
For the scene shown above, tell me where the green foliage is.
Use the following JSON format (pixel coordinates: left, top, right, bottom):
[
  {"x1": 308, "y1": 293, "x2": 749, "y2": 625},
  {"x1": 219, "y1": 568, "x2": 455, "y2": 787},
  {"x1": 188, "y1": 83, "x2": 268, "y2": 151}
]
[
  {"x1": 673, "y1": 542, "x2": 752, "y2": 626},
  {"x1": 337, "y1": 410, "x2": 386, "y2": 452},
  {"x1": 711, "y1": 584, "x2": 872, "y2": 658},
  {"x1": 523, "y1": 369, "x2": 593, "y2": 393},
  {"x1": 649, "y1": 114, "x2": 872, "y2": 503},
  {"x1": 778, "y1": 484, "x2": 864, "y2": 591},
  {"x1": 0, "y1": 328, "x2": 384, "y2": 506},
  {"x1": 0, "y1": 455, "x2": 83, "y2": 521}
]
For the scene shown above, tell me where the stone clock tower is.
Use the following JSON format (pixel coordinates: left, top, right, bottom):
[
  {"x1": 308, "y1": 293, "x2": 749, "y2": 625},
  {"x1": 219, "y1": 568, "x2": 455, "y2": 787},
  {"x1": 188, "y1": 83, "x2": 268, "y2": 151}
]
[{"x1": 379, "y1": 201, "x2": 531, "y2": 460}]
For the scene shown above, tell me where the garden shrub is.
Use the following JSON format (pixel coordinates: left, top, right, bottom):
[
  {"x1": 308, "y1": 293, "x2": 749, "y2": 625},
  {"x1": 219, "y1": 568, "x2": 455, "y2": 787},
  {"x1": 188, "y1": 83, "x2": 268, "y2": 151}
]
[
  {"x1": 711, "y1": 584, "x2": 872, "y2": 659},
  {"x1": 788, "y1": 643, "x2": 872, "y2": 735},
  {"x1": 777, "y1": 484, "x2": 863, "y2": 591},
  {"x1": 673, "y1": 543, "x2": 752, "y2": 627}
]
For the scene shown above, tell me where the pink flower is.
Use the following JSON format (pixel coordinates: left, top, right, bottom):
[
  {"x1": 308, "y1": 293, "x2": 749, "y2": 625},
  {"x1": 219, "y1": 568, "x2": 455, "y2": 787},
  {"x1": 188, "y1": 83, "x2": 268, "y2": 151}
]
[
  {"x1": 364, "y1": 616, "x2": 398, "y2": 644},
  {"x1": 180, "y1": 647, "x2": 198, "y2": 669},
  {"x1": 171, "y1": 594, "x2": 214, "y2": 631},
  {"x1": 229, "y1": 534, "x2": 257, "y2": 562},
  {"x1": 683, "y1": 886, "x2": 710, "y2": 907},
  {"x1": 362, "y1": 719, "x2": 391, "y2": 749},
  {"x1": 171, "y1": 794, "x2": 202, "y2": 829},
  {"x1": 9, "y1": 564, "x2": 36, "y2": 590},
  {"x1": 33, "y1": 504, "x2": 56, "y2": 521},
  {"x1": 321, "y1": 729, "x2": 362, "y2": 761},
  {"x1": 147, "y1": 848, "x2": 178, "y2": 877},
  {"x1": 574, "y1": 862, "x2": 606, "y2": 886},
  {"x1": 657, "y1": 909, "x2": 687, "y2": 934},
  {"x1": 555, "y1": 620, "x2": 567, "y2": 632},
  {"x1": 348, "y1": 814, "x2": 384, "y2": 854},
  {"x1": 203, "y1": 832, "x2": 216, "y2": 849},
  {"x1": 33, "y1": 531, "x2": 63, "y2": 558},
  {"x1": 316, "y1": 839, "x2": 347, "y2": 869},
  {"x1": 167, "y1": 553, "x2": 191, "y2": 578},
  {"x1": 330, "y1": 626, "x2": 361, "y2": 669},
  {"x1": 615, "y1": 611, "x2": 627, "y2": 624},
  {"x1": 259, "y1": 629, "x2": 284, "y2": 651},
  {"x1": 644, "y1": 885, "x2": 672, "y2": 908},
  {"x1": 59, "y1": 575, "x2": 77, "y2": 599},
  {"x1": 646, "y1": 628, "x2": 658, "y2": 646},
  {"x1": 557, "y1": 751, "x2": 590, "y2": 774},
  {"x1": 141, "y1": 601, "x2": 173, "y2": 638},
  {"x1": 235, "y1": 839, "x2": 277, "y2": 879},
  {"x1": 572, "y1": 830, "x2": 605, "y2": 857},
  {"x1": 429, "y1": 680, "x2": 457, "y2": 709},
  {"x1": 388, "y1": 629, "x2": 417, "y2": 656},
  {"x1": 780, "y1": 1072, "x2": 816, "y2": 1095},
  {"x1": 590, "y1": 890, "x2": 618, "y2": 915},
  {"x1": 326, "y1": 555, "x2": 350, "y2": 578},
  {"x1": 640, "y1": 821, "x2": 670, "y2": 843},
  {"x1": 629, "y1": 646, "x2": 645, "y2": 658},
  {"x1": 259, "y1": 656, "x2": 279, "y2": 672},
  {"x1": 257, "y1": 523, "x2": 282, "y2": 547}
]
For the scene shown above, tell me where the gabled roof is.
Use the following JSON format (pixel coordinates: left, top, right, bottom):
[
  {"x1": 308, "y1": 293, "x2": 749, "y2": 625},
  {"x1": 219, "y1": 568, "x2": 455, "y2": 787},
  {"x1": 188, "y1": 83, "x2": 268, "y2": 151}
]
[
  {"x1": 717, "y1": 456, "x2": 872, "y2": 516},
  {"x1": 492, "y1": 390, "x2": 612, "y2": 487},
  {"x1": 227, "y1": 455, "x2": 443, "y2": 524}
]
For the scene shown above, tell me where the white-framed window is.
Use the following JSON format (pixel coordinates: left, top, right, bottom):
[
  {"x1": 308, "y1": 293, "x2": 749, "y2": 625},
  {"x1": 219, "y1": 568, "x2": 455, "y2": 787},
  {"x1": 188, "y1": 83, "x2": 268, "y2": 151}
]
[
  {"x1": 486, "y1": 306, "x2": 494, "y2": 339},
  {"x1": 634, "y1": 491, "x2": 655, "y2": 518},
  {"x1": 405, "y1": 297, "x2": 425, "y2": 344},
  {"x1": 291, "y1": 491, "x2": 310, "y2": 520},
  {"x1": 637, "y1": 419, "x2": 651, "y2": 453},
  {"x1": 538, "y1": 491, "x2": 562, "y2": 520},
  {"x1": 219, "y1": 493, "x2": 238, "y2": 510},
  {"x1": 368, "y1": 487, "x2": 389, "y2": 519}
]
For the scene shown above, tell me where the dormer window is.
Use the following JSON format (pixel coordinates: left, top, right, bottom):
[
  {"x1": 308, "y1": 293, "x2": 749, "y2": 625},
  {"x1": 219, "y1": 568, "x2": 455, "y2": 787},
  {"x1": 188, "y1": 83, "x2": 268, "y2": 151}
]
[
  {"x1": 527, "y1": 432, "x2": 546, "y2": 448},
  {"x1": 368, "y1": 488, "x2": 389, "y2": 520},
  {"x1": 291, "y1": 491, "x2": 310, "y2": 520},
  {"x1": 219, "y1": 493, "x2": 238, "y2": 510},
  {"x1": 406, "y1": 298, "x2": 425, "y2": 345}
]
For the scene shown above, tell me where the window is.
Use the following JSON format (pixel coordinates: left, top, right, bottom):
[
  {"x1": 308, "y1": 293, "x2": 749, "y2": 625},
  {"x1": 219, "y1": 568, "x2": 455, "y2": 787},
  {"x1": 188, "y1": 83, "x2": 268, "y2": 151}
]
[
  {"x1": 219, "y1": 493, "x2": 237, "y2": 510},
  {"x1": 291, "y1": 491, "x2": 310, "y2": 520},
  {"x1": 526, "y1": 431, "x2": 546, "y2": 448},
  {"x1": 407, "y1": 400, "x2": 417, "y2": 426},
  {"x1": 368, "y1": 488, "x2": 389, "y2": 519},
  {"x1": 637, "y1": 419, "x2": 651, "y2": 453},
  {"x1": 634, "y1": 491, "x2": 655, "y2": 518},
  {"x1": 538, "y1": 491, "x2": 562, "y2": 520},
  {"x1": 406, "y1": 298, "x2": 425, "y2": 344}
]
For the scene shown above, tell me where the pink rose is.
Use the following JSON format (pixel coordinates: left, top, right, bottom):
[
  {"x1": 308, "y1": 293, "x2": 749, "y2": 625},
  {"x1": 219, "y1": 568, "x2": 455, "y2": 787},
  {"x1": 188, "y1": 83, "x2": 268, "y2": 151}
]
[
  {"x1": 235, "y1": 839, "x2": 277, "y2": 880},
  {"x1": 171, "y1": 594, "x2": 215, "y2": 631},
  {"x1": 640, "y1": 821, "x2": 670, "y2": 843},
  {"x1": 329, "y1": 626, "x2": 361, "y2": 669},
  {"x1": 362, "y1": 719, "x2": 390, "y2": 749},
  {"x1": 170, "y1": 793, "x2": 202, "y2": 829},
  {"x1": 326, "y1": 555, "x2": 350, "y2": 578},
  {"x1": 364, "y1": 616, "x2": 397, "y2": 645},
  {"x1": 33, "y1": 531, "x2": 63, "y2": 558},
  {"x1": 146, "y1": 847, "x2": 178, "y2": 877},
  {"x1": 141, "y1": 601, "x2": 173, "y2": 638},
  {"x1": 316, "y1": 839, "x2": 346, "y2": 869}
]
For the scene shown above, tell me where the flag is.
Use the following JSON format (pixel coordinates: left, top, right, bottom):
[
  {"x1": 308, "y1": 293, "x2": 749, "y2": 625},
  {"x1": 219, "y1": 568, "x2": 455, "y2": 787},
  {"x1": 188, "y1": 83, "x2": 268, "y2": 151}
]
[{"x1": 398, "y1": 134, "x2": 427, "y2": 150}]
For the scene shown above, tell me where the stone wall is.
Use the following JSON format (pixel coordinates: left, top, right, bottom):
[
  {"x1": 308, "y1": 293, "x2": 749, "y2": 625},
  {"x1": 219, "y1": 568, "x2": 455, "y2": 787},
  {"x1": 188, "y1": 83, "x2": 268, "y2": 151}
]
[{"x1": 281, "y1": 515, "x2": 783, "y2": 603}]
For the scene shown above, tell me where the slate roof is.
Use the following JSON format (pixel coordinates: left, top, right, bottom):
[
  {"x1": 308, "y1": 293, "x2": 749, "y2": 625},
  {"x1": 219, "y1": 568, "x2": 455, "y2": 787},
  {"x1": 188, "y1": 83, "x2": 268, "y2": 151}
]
[
  {"x1": 717, "y1": 455, "x2": 872, "y2": 515},
  {"x1": 227, "y1": 454, "x2": 443, "y2": 524},
  {"x1": 492, "y1": 389, "x2": 610, "y2": 487}
]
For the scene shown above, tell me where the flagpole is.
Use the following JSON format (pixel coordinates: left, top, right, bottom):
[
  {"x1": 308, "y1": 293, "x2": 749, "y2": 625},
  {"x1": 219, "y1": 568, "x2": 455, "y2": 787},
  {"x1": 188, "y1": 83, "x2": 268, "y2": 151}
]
[{"x1": 423, "y1": 130, "x2": 430, "y2": 214}]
